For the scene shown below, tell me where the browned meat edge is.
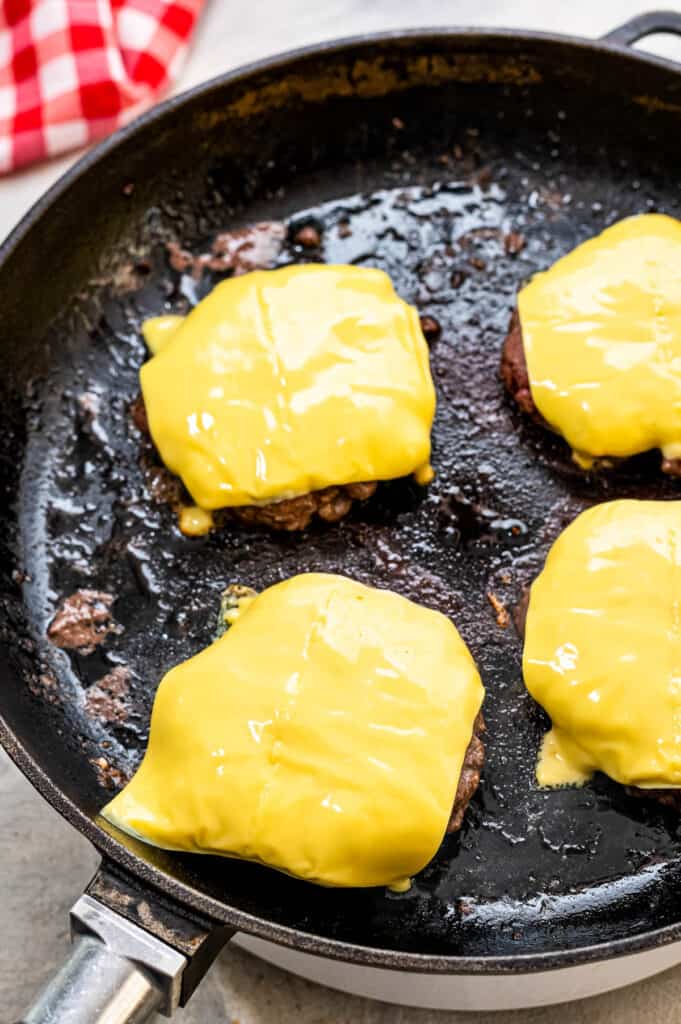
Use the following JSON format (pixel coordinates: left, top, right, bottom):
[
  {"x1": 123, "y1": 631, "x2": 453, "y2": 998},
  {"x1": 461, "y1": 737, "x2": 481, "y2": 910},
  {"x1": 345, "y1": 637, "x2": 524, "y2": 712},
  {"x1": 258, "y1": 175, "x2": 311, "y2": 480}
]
[
  {"x1": 447, "y1": 712, "x2": 485, "y2": 833},
  {"x1": 500, "y1": 307, "x2": 681, "y2": 476},
  {"x1": 499, "y1": 308, "x2": 539, "y2": 420},
  {"x1": 626, "y1": 786, "x2": 681, "y2": 809},
  {"x1": 132, "y1": 396, "x2": 377, "y2": 531}
]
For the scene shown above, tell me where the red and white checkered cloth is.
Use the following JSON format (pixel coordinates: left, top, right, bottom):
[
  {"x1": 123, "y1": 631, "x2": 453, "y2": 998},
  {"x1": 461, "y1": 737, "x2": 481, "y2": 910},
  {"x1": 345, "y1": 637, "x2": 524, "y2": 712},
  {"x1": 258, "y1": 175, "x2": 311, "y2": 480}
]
[{"x1": 0, "y1": 0, "x2": 205, "y2": 174}]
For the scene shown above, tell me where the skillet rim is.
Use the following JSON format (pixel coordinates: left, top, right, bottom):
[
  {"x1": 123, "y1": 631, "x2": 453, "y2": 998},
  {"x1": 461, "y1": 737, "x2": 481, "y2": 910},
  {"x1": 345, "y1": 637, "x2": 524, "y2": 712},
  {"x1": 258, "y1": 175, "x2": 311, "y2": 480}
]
[{"x1": 3, "y1": 23, "x2": 681, "y2": 974}]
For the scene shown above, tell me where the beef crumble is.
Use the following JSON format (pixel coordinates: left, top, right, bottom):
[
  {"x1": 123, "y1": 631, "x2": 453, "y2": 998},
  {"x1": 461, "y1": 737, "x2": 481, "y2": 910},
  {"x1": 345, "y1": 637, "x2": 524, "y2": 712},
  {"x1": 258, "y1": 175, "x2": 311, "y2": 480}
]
[
  {"x1": 166, "y1": 221, "x2": 286, "y2": 280},
  {"x1": 48, "y1": 590, "x2": 122, "y2": 654},
  {"x1": 84, "y1": 666, "x2": 131, "y2": 724}
]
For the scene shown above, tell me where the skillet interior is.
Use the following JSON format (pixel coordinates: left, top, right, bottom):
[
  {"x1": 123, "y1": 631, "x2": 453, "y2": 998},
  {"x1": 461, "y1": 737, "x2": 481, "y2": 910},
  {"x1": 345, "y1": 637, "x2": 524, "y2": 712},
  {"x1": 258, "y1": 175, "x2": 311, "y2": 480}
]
[{"x1": 3, "y1": 31, "x2": 681, "y2": 966}]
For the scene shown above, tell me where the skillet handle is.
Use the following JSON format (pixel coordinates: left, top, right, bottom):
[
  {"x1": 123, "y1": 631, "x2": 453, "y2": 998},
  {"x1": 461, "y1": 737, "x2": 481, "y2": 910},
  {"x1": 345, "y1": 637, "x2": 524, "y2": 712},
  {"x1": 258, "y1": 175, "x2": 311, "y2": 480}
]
[
  {"x1": 602, "y1": 10, "x2": 681, "y2": 47},
  {"x1": 15, "y1": 865, "x2": 234, "y2": 1021},
  {"x1": 16, "y1": 895, "x2": 185, "y2": 1023}
]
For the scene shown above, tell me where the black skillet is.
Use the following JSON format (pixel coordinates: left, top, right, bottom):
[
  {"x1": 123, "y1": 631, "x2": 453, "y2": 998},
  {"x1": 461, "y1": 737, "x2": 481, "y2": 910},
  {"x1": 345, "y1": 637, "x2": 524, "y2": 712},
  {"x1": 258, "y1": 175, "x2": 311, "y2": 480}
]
[{"x1": 5, "y1": 10, "x2": 681, "y2": 1022}]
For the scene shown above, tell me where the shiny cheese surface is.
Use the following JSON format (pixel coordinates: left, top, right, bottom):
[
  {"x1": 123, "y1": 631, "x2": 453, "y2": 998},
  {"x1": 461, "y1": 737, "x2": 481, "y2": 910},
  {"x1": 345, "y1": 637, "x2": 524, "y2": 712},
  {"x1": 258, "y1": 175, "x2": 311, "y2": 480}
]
[
  {"x1": 518, "y1": 214, "x2": 681, "y2": 463},
  {"x1": 140, "y1": 265, "x2": 435, "y2": 509},
  {"x1": 524, "y1": 500, "x2": 681, "y2": 788},
  {"x1": 103, "y1": 573, "x2": 484, "y2": 889}
]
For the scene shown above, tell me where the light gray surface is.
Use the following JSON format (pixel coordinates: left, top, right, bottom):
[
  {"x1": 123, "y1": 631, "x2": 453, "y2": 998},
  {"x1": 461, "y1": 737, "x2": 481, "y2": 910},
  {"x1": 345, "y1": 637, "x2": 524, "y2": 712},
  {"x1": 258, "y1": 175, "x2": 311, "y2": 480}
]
[{"x1": 4, "y1": 1, "x2": 681, "y2": 1021}]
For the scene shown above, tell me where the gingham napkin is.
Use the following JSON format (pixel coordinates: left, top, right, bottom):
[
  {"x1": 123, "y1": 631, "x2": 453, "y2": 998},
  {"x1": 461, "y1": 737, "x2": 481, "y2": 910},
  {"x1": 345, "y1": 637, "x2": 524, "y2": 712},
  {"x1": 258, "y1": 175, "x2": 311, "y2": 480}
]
[{"x1": 0, "y1": 0, "x2": 205, "y2": 174}]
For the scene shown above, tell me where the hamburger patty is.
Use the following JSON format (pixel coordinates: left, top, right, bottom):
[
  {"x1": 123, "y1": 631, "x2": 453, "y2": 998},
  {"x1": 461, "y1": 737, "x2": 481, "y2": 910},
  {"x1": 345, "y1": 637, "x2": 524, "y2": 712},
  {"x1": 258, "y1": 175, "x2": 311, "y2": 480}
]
[
  {"x1": 514, "y1": 605, "x2": 680, "y2": 808},
  {"x1": 447, "y1": 712, "x2": 485, "y2": 833},
  {"x1": 132, "y1": 396, "x2": 378, "y2": 531},
  {"x1": 500, "y1": 308, "x2": 681, "y2": 475}
]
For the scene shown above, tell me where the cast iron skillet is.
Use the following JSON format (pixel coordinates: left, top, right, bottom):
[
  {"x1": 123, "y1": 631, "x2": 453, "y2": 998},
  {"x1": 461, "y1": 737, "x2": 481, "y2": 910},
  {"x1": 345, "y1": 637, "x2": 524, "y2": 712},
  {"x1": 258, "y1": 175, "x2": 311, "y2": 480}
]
[{"x1": 5, "y1": 10, "x2": 681, "y2": 1020}]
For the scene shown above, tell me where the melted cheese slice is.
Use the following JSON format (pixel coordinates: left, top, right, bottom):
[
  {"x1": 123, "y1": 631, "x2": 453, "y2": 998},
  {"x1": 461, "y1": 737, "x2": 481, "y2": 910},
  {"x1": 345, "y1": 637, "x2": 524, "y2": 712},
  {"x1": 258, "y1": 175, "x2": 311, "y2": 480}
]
[
  {"x1": 103, "y1": 574, "x2": 483, "y2": 889},
  {"x1": 524, "y1": 500, "x2": 681, "y2": 788},
  {"x1": 140, "y1": 265, "x2": 435, "y2": 510},
  {"x1": 518, "y1": 214, "x2": 681, "y2": 463}
]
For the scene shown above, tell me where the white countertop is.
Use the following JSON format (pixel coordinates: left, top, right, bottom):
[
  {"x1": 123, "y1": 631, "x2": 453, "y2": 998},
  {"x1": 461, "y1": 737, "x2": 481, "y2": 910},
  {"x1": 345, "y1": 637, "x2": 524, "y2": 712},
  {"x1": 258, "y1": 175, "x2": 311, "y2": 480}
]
[{"x1": 3, "y1": 2, "x2": 681, "y2": 1021}]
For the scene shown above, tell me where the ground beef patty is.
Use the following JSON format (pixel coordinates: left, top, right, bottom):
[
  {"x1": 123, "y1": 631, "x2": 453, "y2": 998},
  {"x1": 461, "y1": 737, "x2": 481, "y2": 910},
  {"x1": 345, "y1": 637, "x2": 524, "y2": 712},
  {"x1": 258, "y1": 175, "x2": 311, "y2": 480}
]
[
  {"x1": 132, "y1": 396, "x2": 378, "y2": 531},
  {"x1": 514, "y1": 606, "x2": 680, "y2": 809},
  {"x1": 447, "y1": 712, "x2": 485, "y2": 833},
  {"x1": 500, "y1": 308, "x2": 681, "y2": 475}
]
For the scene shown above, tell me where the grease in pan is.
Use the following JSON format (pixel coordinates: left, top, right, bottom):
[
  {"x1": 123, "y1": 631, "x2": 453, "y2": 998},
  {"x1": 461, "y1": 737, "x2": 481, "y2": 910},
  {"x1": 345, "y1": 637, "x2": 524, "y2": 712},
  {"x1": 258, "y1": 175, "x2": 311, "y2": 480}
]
[{"x1": 103, "y1": 573, "x2": 484, "y2": 890}]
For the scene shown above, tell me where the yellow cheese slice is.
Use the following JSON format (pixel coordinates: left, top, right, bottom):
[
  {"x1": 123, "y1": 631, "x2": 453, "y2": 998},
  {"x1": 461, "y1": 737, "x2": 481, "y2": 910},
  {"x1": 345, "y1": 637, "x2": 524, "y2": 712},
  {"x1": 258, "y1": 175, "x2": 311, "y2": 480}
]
[
  {"x1": 140, "y1": 265, "x2": 435, "y2": 510},
  {"x1": 104, "y1": 573, "x2": 484, "y2": 889},
  {"x1": 524, "y1": 500, "x2": 681, "y2": 788},
  {"x1": 518, "y1": 214, "x2": 681, "y2": 464}
]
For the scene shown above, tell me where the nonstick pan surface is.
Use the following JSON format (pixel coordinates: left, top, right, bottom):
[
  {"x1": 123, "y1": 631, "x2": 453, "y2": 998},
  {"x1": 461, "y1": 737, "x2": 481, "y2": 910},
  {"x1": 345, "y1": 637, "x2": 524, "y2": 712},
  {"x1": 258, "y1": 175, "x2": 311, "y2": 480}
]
[{"x1": 3, "y1": 21, "x2": 681, "y2": 974}]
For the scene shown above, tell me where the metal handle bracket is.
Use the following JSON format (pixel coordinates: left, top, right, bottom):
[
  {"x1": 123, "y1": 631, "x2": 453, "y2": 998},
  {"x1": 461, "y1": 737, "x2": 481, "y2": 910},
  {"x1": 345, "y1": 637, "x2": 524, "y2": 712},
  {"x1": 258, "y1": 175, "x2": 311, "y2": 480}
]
[
  {"x1": 17, "y1": 864, "x2": 234, "y2": 1023},
  {"x1": 71, "y1": 895, "x2": 187, "y2": 1016},
  {"x1": 602, "y1": 10, "x2": 681, "y2": 47}
]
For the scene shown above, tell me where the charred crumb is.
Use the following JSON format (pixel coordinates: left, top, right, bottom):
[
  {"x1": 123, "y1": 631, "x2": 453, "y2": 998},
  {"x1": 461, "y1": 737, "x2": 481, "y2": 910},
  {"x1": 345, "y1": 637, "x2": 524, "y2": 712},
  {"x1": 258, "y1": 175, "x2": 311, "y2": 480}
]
[
  {"x1": 458, "y1": 227, "x2": 501, "y2": 248},
  {"x1": 474, "y1": 166, "x2": 493, "y2": 189},
  {"x1": 90, "y1": 756, "x2": 129, "y2": 791},
  {"x1": 293, "y1": 224, "x2": 322, "y2": 249},
  {"x1": 337, "y1": 219, "x2": 352, "y2": 238},
  {"x1": 48, "y1": 591, "x2": 122, "y2": 655},
  {"x1": 450, "y1": 269, "x2": 467, "y2": 289},
  {"x1": 662, "y1": 457, "x2": 681, "y2": 477},
  {"x1": 211, "y1": 221, "x2": 286, "y2": 276},
  {"x1": 419, "y1": 315, "x2": 441, "y2": 343},
  {"x1": 111, "y1": 262, "x2": 152, "y2": 293},
  {"x1": 165, "y1": 221, "x2": 286, "y2": 282},
  {"x1": 85, "y1": 666, "x2": 131, "y2": 725},
  {"x1": 504, "y1": 231, "x2": 526, "y2": 256},
  {"x1": 166, "y1": 240, "x2": 195, "y2": 273},
  {"x1": 448, "y1": 713, "x2": 485, "y2": 833},
  {"x1": 469, "y1": 257, "x2": 487, "y2": 271},
  {"x1": 487, "y1": 591, "x2": 510, "y2": 629},
  {"x1": 539, "y1": 187, "x2": 565, "y2": 211},
  {"x1": 78, "y1": 392, "x2": 100, "y2": 419},
  {"x1": 28, "y1": 671, "x2": 59, "y2": 705},
  {"x1": 144, "y1": 462, "x2": 186, "y2": 511}
]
